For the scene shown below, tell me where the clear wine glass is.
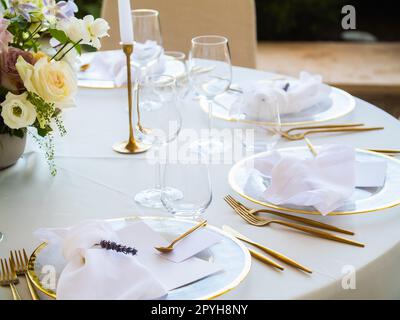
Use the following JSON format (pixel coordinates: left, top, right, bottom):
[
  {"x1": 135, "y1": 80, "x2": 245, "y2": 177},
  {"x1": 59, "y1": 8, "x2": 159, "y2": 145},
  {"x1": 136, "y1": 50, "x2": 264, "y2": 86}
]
[
  {"x1": 161, "y1": 162, "x2": 212, "y2": 220},
  {"x1": 134, "y1": 75, "x2": 182, "y2": 208},
  {"x1": 131, "y1": 9, "x2": 163, "y2": 80},
  {"x1": 164, "y1": 51, "x2": 189, "y2": 99},
  {"x1": 188, "y1": 35, "x2": 232, "y2": 154},
  {"x1": 241, "y1": 93, "x2": 281, "y2": 152}
]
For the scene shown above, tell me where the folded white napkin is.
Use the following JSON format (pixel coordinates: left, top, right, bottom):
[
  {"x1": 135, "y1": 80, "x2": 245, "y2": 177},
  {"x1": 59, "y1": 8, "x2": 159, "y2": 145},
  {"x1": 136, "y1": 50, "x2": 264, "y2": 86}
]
[
  {"x1": 229, "y1": 71, "x2": 331, "y2": 120},
  {"x1": 252, "y1": 145, "x2": 387, "y2": 215},
  {"x1": 81, "y1": 41, "x2": 165, "y2": 86},
  {"x1": 35, "y1": 220, "x2": 167, "y2": 300}
]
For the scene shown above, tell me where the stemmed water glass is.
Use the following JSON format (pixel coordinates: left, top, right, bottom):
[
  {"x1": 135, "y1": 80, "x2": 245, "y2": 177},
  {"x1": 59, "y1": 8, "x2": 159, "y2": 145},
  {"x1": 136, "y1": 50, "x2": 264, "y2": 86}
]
[
  {"x1": 131, "y1": 9, "x2": 163, "y2": 80},
  {"x1": 188, "y1": 35, "x2": 232, "y2": 154},
  {"x1": 134, "y1": 75, "x2": 182, "y2": 208}
]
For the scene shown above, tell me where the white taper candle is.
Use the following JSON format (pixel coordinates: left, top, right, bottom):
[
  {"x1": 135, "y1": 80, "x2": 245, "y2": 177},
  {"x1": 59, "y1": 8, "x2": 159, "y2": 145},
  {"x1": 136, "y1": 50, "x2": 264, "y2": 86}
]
[{"x1": 118, "y1": 0, "x2": 134, "y2": 44}]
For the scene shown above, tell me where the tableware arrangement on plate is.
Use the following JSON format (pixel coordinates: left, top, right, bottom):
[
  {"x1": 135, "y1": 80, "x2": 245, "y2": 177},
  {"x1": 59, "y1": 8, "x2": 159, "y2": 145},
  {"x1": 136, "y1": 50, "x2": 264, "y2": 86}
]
[
  {"x1": 229, "y1": 144, "x2": 400, "y2": 215},
  {"x1": 200, "y1": 74, "x2": 356, "y2": 127},
  {"x1": 27, "y1": 217, "x2": 251, "y2": 300}
]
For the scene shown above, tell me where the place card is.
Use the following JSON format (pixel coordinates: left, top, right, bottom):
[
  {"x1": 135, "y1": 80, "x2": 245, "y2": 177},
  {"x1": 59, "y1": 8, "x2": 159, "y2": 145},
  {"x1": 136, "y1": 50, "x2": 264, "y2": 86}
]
[
  {"x1": 117, "y1": 221, "x2": 223, "y2": 291},
  {"x1": 158, "y1": 228, "x2": 223, "y2": 263},
  {"x1": 355, "y1": 159, "x2": 387, "y2": 188}
]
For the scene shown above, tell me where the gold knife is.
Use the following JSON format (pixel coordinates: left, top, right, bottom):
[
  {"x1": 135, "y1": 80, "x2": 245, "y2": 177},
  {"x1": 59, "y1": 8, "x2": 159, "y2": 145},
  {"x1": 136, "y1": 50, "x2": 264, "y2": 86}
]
[{"x1": 222, "y1": 225, "x2": 312, "y2": 274}]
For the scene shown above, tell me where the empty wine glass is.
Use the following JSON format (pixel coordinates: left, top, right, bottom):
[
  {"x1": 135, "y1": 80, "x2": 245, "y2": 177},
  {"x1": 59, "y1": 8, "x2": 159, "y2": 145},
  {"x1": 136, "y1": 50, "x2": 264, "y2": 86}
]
[
  {"x1": 241, "y1": 92, "x2": 281, "y2": 152},
  {"x1": 164, "y1": 51, "x2": 189, "y2": 99},
  {"x1": 134, "y1": 75, "x2": 182, "y2": 208},
  {"x1": 188, "y1": 35, "x2": 232, "y2": 154},
  {"x1": 132, "y1": 9, "x2": 163, "y2": 80},
  {"x1": 161, "y1": 162, "x2": 212, "y2": 220}
]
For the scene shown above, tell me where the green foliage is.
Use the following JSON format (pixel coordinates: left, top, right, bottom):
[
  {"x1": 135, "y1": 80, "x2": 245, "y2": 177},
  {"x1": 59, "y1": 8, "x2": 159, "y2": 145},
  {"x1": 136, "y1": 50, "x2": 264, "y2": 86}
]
[
  {"x1": 75, "y1": 0, "x2": 102, "y2": 18},
  {"x1": 49, "y1": 28, "x2": 69, "y2": 43},
  {"x1": 255, "y1": 0, "x2": 347, "y2": 41}
]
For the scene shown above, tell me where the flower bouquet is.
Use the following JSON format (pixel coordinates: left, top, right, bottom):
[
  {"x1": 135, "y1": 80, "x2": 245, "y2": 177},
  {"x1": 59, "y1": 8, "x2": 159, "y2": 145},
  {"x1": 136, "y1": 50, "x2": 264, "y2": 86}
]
[{"x1": 0, "y1": 0, "x2": 109, "y2": 174}]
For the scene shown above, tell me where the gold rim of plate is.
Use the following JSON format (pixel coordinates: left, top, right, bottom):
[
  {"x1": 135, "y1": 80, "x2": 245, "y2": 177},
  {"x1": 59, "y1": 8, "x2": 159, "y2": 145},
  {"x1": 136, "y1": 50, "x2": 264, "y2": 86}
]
[
  {"x1": 201, "y1": 87, "x2": 356, "y2": 127},
  {"x1": 229, "y1": 148, "x2": 400, "y2": 215},
  {"x1": 27, "y1": 216, "x2": 251, "y2": 300}
]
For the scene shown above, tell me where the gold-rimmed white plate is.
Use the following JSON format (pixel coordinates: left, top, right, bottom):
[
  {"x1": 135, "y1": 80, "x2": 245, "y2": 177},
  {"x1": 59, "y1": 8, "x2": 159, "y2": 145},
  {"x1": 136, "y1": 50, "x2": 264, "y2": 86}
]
[
  {"x1": 229, "y1": 147, "x2": 400, "y2": 215},
  {"x1": 200, "y1": 85, "x2": 356, "y2": 126},
  {"x1": 28, "y1": 216, "x2": 251, "y2": 300}
]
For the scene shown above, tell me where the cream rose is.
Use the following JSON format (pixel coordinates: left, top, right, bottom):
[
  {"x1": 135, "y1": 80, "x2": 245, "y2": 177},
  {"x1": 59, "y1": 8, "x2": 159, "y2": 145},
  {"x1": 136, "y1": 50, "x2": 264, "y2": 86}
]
[
  {"x1": 1, "y1": 92, "x2": 37, "y2": 129},
  {"x1": 16, "y1": 56, "x2": 77, "y2": 107}
]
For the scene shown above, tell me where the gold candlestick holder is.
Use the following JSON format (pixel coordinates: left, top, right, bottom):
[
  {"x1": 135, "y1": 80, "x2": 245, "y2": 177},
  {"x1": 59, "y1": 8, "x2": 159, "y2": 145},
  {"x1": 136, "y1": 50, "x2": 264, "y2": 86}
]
[{"x1": 113, "y1": 44, "x2": 150, "y2": 154}]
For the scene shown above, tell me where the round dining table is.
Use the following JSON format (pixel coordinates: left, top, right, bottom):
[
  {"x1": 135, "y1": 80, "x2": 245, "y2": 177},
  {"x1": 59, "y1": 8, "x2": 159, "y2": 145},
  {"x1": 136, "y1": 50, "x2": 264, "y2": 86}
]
[{"x1": 1, "y1": 66, "x2": 400, "y2": 300}]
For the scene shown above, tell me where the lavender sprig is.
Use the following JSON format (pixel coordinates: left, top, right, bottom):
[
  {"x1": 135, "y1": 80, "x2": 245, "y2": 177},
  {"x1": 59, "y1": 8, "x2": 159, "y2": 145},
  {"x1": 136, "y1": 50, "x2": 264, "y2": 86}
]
[{"x1": 98, "y1": 240, "x2": 138, "y2": 256}]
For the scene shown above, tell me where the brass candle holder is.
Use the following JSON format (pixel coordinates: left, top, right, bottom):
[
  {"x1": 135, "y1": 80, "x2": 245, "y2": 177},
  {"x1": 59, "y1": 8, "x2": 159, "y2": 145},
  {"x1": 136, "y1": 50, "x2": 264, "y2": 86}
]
[{"x1": 113, "y1": 44, "x2": 150, "y2": 154}]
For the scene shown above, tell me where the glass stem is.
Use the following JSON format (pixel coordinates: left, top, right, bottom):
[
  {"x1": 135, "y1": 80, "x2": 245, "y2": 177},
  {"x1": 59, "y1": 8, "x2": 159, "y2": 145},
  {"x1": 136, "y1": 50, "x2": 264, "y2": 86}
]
[
  {"x1": 208, "y1": 99, "x2": 213, "y2": 141},
  {"x1": 155, "y1": 151, "x2": 162, "y2": 191}
]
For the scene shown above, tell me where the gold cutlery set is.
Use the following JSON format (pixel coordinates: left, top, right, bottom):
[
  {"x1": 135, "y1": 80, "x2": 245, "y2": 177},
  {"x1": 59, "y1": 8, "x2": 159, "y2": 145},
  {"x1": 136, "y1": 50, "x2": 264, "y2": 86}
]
[
  {"x1": 0, "y1": 249, "x2": 38, "y2": 300},
  {"x1": 224, "y1": 195, "x2": 365, "y2": 273}
]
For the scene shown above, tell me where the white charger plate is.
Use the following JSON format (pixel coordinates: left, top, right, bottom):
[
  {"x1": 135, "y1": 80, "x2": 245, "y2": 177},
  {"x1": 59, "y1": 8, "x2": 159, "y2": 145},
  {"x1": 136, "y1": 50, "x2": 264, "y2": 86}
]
[
  {"x1": 229, "y1": 147, "x2": 400, "y2": 215},
  {"x1": 28, "y1": 216, "x2": 251, "y2": 300},
  {"x1": 200, "y1": 83, "x2": 356, "y2": 126}
]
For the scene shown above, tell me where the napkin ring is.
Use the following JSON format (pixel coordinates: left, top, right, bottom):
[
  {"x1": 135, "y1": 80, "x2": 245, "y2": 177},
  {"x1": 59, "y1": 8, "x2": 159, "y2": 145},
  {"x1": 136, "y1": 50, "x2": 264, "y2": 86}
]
[{"x1": 97, "y1": 240, "x2": 138, "y2": 256}]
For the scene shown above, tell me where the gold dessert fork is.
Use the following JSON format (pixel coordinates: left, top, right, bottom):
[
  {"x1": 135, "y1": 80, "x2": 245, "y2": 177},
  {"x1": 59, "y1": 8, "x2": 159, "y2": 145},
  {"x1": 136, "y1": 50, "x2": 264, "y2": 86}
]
[
  {"x1": 155, "y1": 220, "x2": 208, "y2": 253},
  {"x1": 10, "y1": 249, "x2": 39, "y2": 300},
  {"x1": 0, "y1": 258, "x2": 21, "y2": 300},
  {"x1": 279, "y1": 126, "x2": 384, "y2": 141}
]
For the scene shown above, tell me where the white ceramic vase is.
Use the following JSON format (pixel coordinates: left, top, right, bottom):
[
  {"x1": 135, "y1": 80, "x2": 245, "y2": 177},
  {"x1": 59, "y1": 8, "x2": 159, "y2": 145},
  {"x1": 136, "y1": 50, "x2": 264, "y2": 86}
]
[{"x1": 0, "y1": 133, "x2": 27, "y2": 170}]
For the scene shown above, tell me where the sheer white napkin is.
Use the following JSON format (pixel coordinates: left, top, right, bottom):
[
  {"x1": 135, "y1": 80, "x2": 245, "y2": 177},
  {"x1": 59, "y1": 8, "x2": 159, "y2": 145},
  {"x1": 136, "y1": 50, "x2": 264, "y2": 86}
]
[
  {"x1": 251, "y1": 145, "x2": 387, "y2": 215},
  {"x1": 229, "y1": 71, "x2": 331, "y2": 120},
  {"x1": 35, "y1": 220, "x2": 167, "y2": 300},
  {"x1": 80, "y1": 42, "x2": 165, "y2": 86}
]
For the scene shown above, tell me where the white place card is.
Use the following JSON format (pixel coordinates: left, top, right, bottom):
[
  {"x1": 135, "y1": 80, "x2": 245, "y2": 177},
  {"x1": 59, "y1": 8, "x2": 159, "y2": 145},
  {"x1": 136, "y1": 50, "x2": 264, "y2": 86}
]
[
  {"x1": 117, "y1": 221, "x2": 223, "y2": 291},
  {"x1": 355, "y1": 159, "x2": 387, "y2": 188}
]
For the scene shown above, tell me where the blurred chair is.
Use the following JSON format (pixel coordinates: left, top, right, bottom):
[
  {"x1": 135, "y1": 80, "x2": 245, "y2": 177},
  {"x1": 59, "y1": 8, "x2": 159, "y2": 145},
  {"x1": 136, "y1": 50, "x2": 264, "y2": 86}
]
[{"x1": 100, "y1": 0, "x2": 257, "y2": 68}]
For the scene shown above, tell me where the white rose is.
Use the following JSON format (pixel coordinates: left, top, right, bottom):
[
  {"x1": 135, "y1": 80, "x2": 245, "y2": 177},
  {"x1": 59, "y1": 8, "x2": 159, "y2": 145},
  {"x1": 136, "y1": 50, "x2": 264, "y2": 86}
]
[
  {"x1": 1, "y1": 92, "x2": 37, "y2": 129},
  {"x1": 16, "y1": 56, "x2": 77, "y2": 108}
]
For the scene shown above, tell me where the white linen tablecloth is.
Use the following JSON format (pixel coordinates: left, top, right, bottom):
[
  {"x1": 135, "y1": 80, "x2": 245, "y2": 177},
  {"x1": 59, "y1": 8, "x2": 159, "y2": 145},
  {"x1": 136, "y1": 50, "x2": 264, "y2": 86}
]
[{"x1": 1, "y1": 66, "x2": 400, "y2": 299}]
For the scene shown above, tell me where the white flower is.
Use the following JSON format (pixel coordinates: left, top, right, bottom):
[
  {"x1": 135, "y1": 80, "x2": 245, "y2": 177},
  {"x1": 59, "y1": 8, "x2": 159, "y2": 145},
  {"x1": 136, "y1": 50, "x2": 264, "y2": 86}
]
[
  {"x1": 57, "y1": 16, "x2": 90, "y2": 43},
  {"x1": 82, "y1": 15, "x2": 109, "y2": 49},
  {"x1": 56, "y1": 15, "x2": 109, "y2": 49},
  {"x1": 1, "y1": 92, "x2": 37, "y2": 129}
]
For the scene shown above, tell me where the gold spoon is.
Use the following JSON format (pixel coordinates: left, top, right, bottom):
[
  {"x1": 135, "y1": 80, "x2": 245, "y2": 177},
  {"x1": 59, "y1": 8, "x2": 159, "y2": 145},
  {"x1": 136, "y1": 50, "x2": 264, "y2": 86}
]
[{"x1": 155, "y1": 220, "x2": 208, "y2": 253}]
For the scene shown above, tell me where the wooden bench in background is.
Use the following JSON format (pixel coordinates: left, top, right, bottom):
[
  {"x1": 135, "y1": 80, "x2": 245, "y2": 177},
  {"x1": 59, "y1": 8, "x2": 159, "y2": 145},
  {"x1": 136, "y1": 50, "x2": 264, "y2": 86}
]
[{"x1": 256, "y1": 42, "x2": 400, "y2": 118}]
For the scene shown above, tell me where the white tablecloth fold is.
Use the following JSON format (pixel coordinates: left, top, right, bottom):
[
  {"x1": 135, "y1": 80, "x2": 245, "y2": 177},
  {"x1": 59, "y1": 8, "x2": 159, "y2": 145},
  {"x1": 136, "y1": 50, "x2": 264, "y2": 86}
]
[{"x1": 34, "y1": 220, "x2": 167, "y2": 300}]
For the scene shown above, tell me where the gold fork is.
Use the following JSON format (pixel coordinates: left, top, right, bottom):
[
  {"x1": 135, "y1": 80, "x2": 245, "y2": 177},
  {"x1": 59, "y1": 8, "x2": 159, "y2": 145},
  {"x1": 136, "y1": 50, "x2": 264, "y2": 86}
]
[
  {"x1": 224, "y1": 197, "x2": 364, "y2": 247},
  {"x1": 0, "y1": 258, "x2": 21, "y2": 300},
  {"x1": 279, "y1": 126, "x2": 383, "y2": 141},
  {"x1": 10, "y1": 249, "x2": 39, "y2": 300},
  {"x1": 282, "y1": 123, "x2": 364, "y2": 136},
  {"x1": 224, "y1": 195, "x2": 354, "y2": 235}
]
